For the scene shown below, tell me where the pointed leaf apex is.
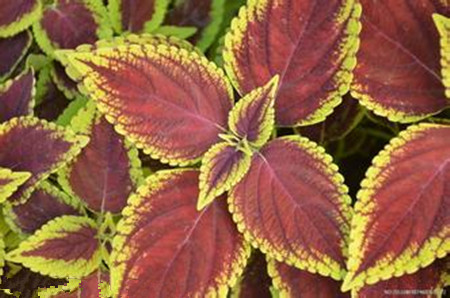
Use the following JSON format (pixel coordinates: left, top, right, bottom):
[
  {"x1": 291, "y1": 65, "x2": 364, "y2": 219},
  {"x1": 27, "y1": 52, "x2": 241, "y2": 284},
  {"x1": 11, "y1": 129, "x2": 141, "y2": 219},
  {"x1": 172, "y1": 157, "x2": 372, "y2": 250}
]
[
  {"x1": 340, "y1": 274, "x2": 354, "y2": 292},
  {"x1": 196, "y1": 193, "x2": 210, "y2": 211}
]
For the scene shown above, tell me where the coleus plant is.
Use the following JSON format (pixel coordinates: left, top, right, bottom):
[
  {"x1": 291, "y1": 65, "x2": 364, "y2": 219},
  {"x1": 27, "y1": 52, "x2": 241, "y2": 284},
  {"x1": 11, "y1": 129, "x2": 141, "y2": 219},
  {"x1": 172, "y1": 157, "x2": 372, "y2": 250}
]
[{"x1": 0, "y1": 0, "x2": 448, "y2": 297}]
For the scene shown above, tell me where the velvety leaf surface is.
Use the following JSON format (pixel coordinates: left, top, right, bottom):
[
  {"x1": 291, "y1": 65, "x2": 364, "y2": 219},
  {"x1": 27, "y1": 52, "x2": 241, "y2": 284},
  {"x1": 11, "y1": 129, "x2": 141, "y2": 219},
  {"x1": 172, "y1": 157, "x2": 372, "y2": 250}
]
[
  {"x1": 61, "y1": 43, "x2": 233, "y2": 165},
  {"x1": 0, "y1": 69, "x2": 35, "y2": 122},
  {"x1": 343, "y1": 123, "x2": 450, "y2": 291},
  {"x1": 6, "y1": 182, "x2": 81, "y2": 234},
  {"x1": 224, "y1": 0, "x2": 361, "y2": 126},
  {"x1": 0, "y1": 117, "x2": 89, "y2": 204},
  {"x1": 59, "y1": 102, "x2": 141, "y2": 213},
  {"x1": 434, "y1": 13, "x2": 450, "y2": 98},
  {"x1": 229, "y1": 136, "x2": 353, "y2": 280},
  {"x1": 268, "y1": 260, "x2": 349, "y2": 297},
  {"x1": 0, "y1": 30, "x2": 32, "y2": 80},
  {"x1": 297, "y1": 94, "x2": 365, "y2": 144},
  {"x1": 231, "y1": 251, "x2": 272, "y2": 298},
  {"x1": 198, "y1": 142, "x2": 252, "y2": 210},
  {"x1": 6, "y1": 215, "x2": 101, "y2": 279},
  {"x1": 353, "y1": 258, "x2": 448, "y2": 297},
  {"x1": 351, "y1": 0, "x2": 449, "y2": 122},
  {"x1": 109, "y1": 0, "x2": 169, "y2": 33},
  {"x1": 34, "y1": 0, "x2": 111, "y2": 55},
  {"x1": 111, "y1": 169, "x2": 250, "y2": 298},
  {"x1": 0, "y1": 0, "x2": 41, "y2": 37},
  {"x1": 0, "y1": 168, "x2": 30, "y2": 203},
  {"x1": 228, "y1": 75, "x2": 278, "y2": 148},
  {"x1": 165, "y1": 0, "x2": 225, "y2": 51}
]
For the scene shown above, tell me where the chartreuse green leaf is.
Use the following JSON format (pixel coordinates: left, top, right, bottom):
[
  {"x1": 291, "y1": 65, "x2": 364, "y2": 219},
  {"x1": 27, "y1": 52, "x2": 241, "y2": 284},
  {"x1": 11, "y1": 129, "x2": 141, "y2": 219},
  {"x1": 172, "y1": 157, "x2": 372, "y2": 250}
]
[
  {"x1": 152, "y1": 25, "x2": 198, "y2": 39},
  {"x1": 58, "y1": 100, "x2": 142, "y2": 213},
  {"x1": 0, "y1": 117, "x2": 89, "y2": 204},
  {"x1": 198, "y1": 142, "x2": 252, "y2": 210},
  {"x1": 228, "y1": 75, "x2": 279, "y2": 148},
  {"x1": 0, "y1": 0, "x2": 42, "y2": 38},
  {"x1": 342, "y1": 123, "x2": 450, "y2": 291},
  {"x1": 108, "y1": 0, "x2": 169, "y2": 33},
  {"x1": 6, "y1": 215, "x2": 101, "y2": 279},
  {"x1": 57, "y1": 40, "x2": 233, "y2": 166},
  {"x1": 434, "y1": 13, "x2": 450, "y2": 99},
  {"x1": 0, "y1": 168, "x2": 31, "y2": 204},
  {"x1": 111, "y1": 169, "x2": 250, "y2": 297}
]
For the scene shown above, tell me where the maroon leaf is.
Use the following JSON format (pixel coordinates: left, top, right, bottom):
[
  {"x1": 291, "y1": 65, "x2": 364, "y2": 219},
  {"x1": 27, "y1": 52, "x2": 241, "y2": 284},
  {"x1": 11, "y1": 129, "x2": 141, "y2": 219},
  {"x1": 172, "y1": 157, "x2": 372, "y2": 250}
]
[
  {"x1": 111, "y1": 169, "x2": 250, "y2": 297},
  {"x1": 354, "y1": 259, "x2": 448, "y2": 297},
  {"x1": 34, "y1": 0, "x2": 111, "y2": 54},
  {"x1": 51, "y1": 62, "x2": 79, "y2": 99},
  {"x1": 229, "y1": 136, "x2": 353, "y2": 280},
  {"x1": 5, "y1": 182, "x2": 81, "y2": 234},
  {"x1": 0, "y1": 69, "x2": 34, "y2": 122},
  {"x1": 61, "y1": 42, "x2": 234, "y2": 165},
  {"x1": 352, "y1": 0, "x2": 449, "y2": 122},
  {"x1": 59, "y1": 102, "x2": 141, "y2": 213},
  {"x1": 0, "y1": 30, "x2": 32, "y2": 80},
  {"x1": 0, "y1": 0, "x2": 41, "y2": 37},
  {"x1": 269, "y1": 260, "x2": 350, "y2": 297},
  {"x1": 224, "y1": 0, "x2": 361, "y2": 126},
  {"x1": 0, "y1": 117, "x2": 88, "y2": 204}
]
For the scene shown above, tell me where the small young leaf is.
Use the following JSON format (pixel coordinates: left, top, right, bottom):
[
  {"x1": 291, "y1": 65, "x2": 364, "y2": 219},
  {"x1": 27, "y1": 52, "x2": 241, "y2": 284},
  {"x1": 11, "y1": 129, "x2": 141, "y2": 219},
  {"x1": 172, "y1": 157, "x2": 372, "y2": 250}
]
[
  {"x1": 198, "y1": 142, "x2": 252, "y2": 210},
  {"x1": 0, "y1": 0, "x2": 42, "y2": 37},
  {"x1": 267, "y1": 259, "x2": 349, "y2": 297},
  {"x1": 0, "y1": 30, "x2": 32, "y2": 81},
  {"x1": 434, "y1": 13, "x2": 450, "y2": 99},
  {"x1": 165, "y1": 0, "x2": 225, "y2": 51},
  {"x1": 108, "y1": 0, "x2": 169, "y2": 33},
  {"x1": 0, "y1": 68, "x2": 35, "y2": 122},
  {"x1": 6, "y1": 215, "x2": 101, "y2": 279},
  {"x1": 33, "y1": 0, "x2": 112, "y2": 56},
  {"x1": 229, "y1": 136, "x2": 353, "y2": 280},
  {"x1": 353, "y1": 258, "x2": 449, "y2": 297},
  {"x1": 58, "y1": 42, "x2": 233, "y2": 165},
  {"x1": 51, "y1": 62, "x2": 79, "y2": 100},
  {"x1": 0, "y1": 168, "x2": 30, "y2": 204},
  {"x1": 351, "y1": 1, "x2": 449, "y2": 122},
  {"x1": 4, "y1": 181, "x2": 82, "y2": 234},
  {"x1": 111, "y1": 169, "x2": 250, "y2": 297},
  {"x1": 58, "y1": 101, "x2": 142, "y2": 213},
  {"x1": 228, "y1": 75, "x2": 279, "y2": 148},
  {"x1": 0, "y1": 116, "x2": 89, "y2": 204},
  {"x1": 342, "y1": 123, "x2": 450, "y2": 291},
  {"x1": 224, "y1": 0, "x2": 361, "y2": 126}
]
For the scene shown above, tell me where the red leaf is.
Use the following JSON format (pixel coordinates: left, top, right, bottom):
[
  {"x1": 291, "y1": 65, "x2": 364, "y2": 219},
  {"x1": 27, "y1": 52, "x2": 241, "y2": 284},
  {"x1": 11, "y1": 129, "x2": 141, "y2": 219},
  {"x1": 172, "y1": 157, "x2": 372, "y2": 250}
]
[
  {"x1": 0, "y1": 69, "x2": 35, "y2": 122},
  {"x1": 268, "y1": 260, "x2": 350, "y2": 297},
  {"x1": 0, "y1": 30, "x2": 32, "y2": 79},
  {"x1": 229, "y1": 136, "x2": 353, "y2": 280},
  {"x1": 59, "y1": 102, "x2": 141, "y2": 213},
  {"x1": 224, "y1": 0, "x2": 361, "y2": 126},
  {"x1": 34, "y1": 72, "x2": 70, "y2": 122},
  {"x1": 111, "y1": 169, "x2": 250, "y2": 297},
  {"x1": 61, "y1": 42, "x2": 233, "y2": 165},
  {"x1": 354, "y1": 258, "x2": 448, "y2": 297},
  {"x1": 343, "y1": 123, "x2": 450, "y2": 291},
  {"x1": 0, "y1": 117, "x2": 88, "y2": 203},
  {"x1": 6, "y1": 182, "x2": 81, "y2": 234},
  {"x1": 352, "y1": 0, "x2": 449, "y2": 122}
]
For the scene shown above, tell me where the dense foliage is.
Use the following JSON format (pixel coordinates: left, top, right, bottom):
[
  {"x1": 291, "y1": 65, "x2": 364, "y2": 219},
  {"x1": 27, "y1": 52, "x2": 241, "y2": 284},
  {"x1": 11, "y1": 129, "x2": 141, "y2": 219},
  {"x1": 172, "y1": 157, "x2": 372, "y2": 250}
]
[{"x1": 0, "y1": 0, "x2": 449, "y2": 297}]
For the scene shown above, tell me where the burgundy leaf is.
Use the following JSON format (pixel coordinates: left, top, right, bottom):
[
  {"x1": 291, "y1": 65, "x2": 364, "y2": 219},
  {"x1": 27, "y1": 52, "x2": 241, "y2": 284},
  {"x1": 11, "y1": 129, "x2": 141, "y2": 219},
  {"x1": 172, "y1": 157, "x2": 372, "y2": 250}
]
[
  {"x1": 0, "y1": 69, "x2": 34, "y2": 122},
  {"x1": 0, "y1": 30, "x2": 32, "y2": 80}
]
